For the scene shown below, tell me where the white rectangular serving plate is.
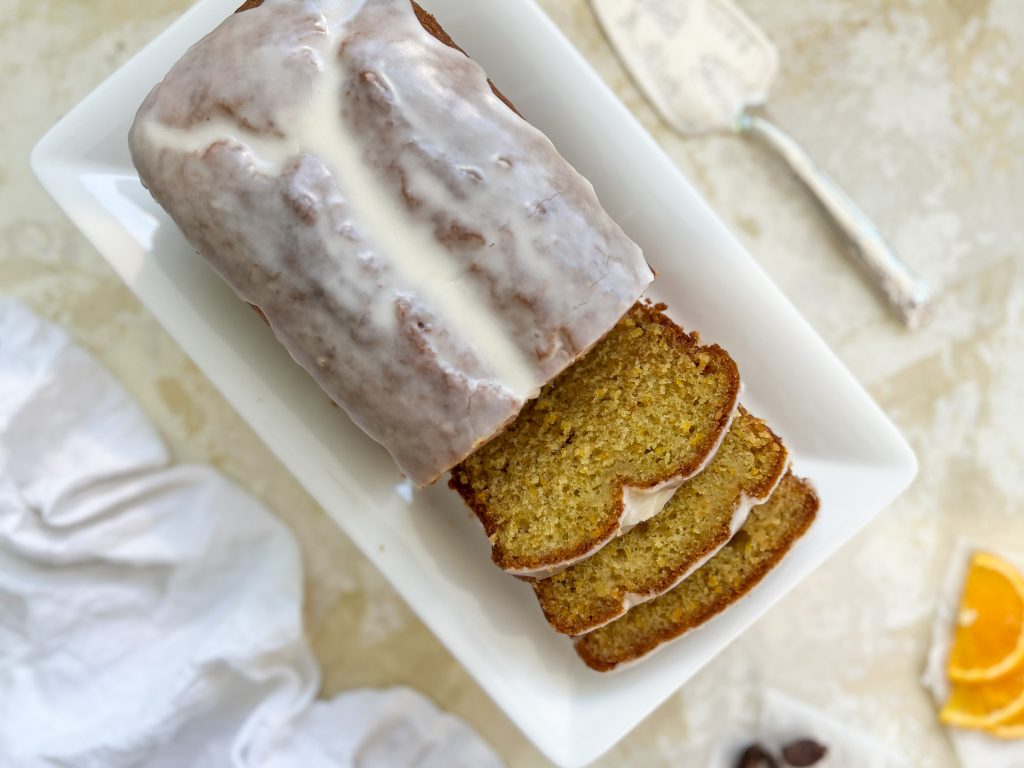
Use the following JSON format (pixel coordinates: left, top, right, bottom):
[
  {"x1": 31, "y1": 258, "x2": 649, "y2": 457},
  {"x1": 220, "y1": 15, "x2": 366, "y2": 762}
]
[{"x1": 31, "y1": 1, "x2": 917, "y2": 765}]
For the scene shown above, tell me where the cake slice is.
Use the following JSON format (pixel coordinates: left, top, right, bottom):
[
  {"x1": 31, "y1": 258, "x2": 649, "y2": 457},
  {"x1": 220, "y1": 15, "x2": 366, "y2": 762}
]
[
  {"x1": 574, "y1": 472, "x2": 818, "y2": 671},
  {"x1": 450, "y1": 302, "x2": 741, "y2": 576},
  {"x1": 532, "y1": 408, "x2": 788, "y2": 635}
]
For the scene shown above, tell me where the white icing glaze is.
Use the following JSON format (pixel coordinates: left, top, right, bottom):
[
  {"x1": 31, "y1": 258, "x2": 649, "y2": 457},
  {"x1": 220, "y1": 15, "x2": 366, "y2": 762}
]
[
  {"x1": 141, "y1": 33, "x2": 535, "y2": 396},
  {"x1": 590, "y1": 0, "x2": 779, "y2": 134},
  {"x1": 620, "y1": 479, "x2": 684, "y2": 531},
  {"x1": 130, "y1": 0, "x2": 652, "y2": 485}
]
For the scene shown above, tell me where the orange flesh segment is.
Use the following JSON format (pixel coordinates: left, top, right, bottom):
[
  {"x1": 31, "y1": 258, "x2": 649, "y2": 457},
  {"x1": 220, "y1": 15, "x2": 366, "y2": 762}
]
[
  {"x1": 941, "y1": 552, "x2": 1024, "y2": 736},
  {"x1": 947, "y1": 552, "x2": 1024, "y2": 682}
]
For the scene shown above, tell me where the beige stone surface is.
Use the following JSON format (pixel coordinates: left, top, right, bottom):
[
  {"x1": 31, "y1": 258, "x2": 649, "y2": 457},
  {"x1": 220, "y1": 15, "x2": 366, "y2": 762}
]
[{"x1": 2, "y1": 0, "x2": 1022, "y2": 765}]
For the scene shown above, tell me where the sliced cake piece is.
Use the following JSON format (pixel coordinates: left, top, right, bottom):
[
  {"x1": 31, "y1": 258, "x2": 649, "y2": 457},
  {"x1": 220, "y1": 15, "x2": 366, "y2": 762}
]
[
  {"x1": 574, "y1": 472, "x2": 818, "y2": 672},
  {"x1": 450, "y1": 302, "x2": 741, "y2": 576},
  {"x1": 533, "y1": 408, "x2": 788, "y2": 635}
]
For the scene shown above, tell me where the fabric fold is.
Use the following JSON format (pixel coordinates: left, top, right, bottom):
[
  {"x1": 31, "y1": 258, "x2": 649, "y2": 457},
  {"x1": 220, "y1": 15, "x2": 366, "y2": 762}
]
[{"x1": 0, "y1": 297, "x2": 500, "y2": 768}]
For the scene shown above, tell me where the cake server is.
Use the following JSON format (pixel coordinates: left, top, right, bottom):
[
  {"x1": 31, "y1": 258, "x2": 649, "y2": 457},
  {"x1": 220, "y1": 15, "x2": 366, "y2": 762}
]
[{"x1": 590, "y1": 0, "x2": 931, "y2": 328}]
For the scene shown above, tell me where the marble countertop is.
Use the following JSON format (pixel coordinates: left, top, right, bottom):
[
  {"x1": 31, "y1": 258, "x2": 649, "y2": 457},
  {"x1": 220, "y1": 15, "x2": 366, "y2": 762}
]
[{"x1": 3, "y1": 0, "x2": 1022, "y2": 765}]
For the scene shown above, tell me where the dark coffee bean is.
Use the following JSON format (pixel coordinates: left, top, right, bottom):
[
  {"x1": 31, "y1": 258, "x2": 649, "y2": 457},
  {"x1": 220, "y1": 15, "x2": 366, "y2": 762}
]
[
  {"x1": 781, "y1": 738, "x2": 828, "y2": 766},
  {"x1": 735, "y1": 743, "x2": 780, "y2": 768}
]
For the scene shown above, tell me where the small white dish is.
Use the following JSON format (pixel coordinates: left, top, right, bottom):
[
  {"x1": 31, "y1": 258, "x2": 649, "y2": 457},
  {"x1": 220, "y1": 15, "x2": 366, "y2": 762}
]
[{"x1": 32, "y1": 1, "x2": 917, "y2": 765}]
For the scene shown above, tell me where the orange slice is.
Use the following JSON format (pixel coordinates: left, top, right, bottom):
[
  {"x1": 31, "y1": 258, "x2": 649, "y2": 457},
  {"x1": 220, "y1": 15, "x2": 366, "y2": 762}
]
[
  {"x1": 947, "y1": 552, "x2": 1024, "y2": 683},
  {"x1": 991, "y1": 706, "x2": 1024, "y2": 739},
  {"x1": 940, "y1": 661, "x2": 1024, "y2": 730}
]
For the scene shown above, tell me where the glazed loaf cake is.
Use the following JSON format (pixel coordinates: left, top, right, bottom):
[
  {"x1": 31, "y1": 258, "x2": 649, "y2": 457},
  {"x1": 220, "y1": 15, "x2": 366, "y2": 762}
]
[{"x1": 130, "y1": 0, "x2": 653, "y2": 485}]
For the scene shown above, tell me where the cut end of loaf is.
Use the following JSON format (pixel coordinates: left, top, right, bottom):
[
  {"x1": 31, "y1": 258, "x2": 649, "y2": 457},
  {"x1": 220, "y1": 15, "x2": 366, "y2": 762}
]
[{"x1": 450, "y1": 301, "x2": 741, "y2": 574}]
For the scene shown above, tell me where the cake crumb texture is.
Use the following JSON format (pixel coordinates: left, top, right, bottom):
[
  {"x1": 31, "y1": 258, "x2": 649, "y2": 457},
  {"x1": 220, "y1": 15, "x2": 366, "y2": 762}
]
[
  {"x1": 450, "y1": 302, "x2": 741, "y2": 573},
  {"x1": 574, "y1": 472, "x2": 818, "y2": 671},
  {"x1": 533, "y1": 408, "x2": 788, "y2": 635}
]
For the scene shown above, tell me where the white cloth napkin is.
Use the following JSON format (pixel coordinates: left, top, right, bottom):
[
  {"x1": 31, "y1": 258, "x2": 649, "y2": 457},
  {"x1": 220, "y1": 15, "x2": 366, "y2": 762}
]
[
  {"x1": 0, "y1": 298, "x2": 501, "y2": 768},
  {"x1": 923, "y1": 542, "x2": 1024, "y2": 768}
]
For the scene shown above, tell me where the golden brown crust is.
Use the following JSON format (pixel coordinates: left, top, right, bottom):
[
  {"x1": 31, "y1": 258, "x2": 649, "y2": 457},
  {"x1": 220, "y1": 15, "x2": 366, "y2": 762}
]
[
  {"x1": 574, "y1": 473, "x2": 818, "y2": 671},
  {"x1": 534, "y1": 408, "x2": 787, "y2": 635},
  {"x1": 448, "y1": 301, "x2": 742, "y2": 574}
]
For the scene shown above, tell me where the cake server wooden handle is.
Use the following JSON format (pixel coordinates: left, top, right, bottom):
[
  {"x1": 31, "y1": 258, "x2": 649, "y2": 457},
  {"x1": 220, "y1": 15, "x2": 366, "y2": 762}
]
[{"x1": 738, "y1": 111, "x2": 931, "y2": 329}]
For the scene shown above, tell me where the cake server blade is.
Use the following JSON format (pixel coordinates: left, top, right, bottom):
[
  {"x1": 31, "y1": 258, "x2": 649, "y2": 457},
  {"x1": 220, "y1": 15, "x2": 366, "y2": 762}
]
[
  {"x1": 591, "y1": 0, "x2": 931, "y2": 328},
  {"x1": 590, "y1": 0, "x2": 778, "y2": 134}
]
